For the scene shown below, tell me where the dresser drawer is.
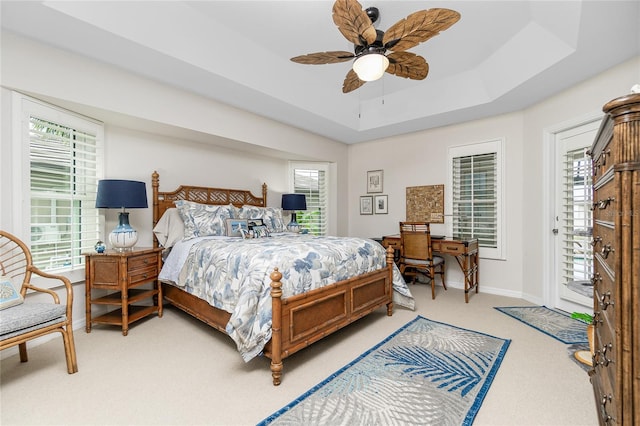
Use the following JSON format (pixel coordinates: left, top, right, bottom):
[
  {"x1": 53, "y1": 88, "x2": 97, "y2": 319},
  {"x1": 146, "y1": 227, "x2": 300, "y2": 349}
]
[
  {"x1": 592, "y1": 370, "x2": 618, "y2": 425},
  {"x1": 593, "y1": 314, "x2": 616, "y2": 385},
  {"x1": 593, "y1": 260, "x2": 615, "y2": 302},
  {"x1": 591, "y1": 223, "x2": 615, "y2": 253},
  {"x1": 592, "y1": 180, "x2": 616, "y2": 222},
  {"x1": 128, "y1": 253, "x2": 158, "y2": 273},
  {"x1": 594, "y1": 285, "x2": 616, "y2": 331}
]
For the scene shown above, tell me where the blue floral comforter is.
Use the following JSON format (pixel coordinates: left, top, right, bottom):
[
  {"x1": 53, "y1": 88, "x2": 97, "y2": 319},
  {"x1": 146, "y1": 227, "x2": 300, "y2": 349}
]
[{"x1": 159, "y1": 234, "x2": 414, "y2": 361}]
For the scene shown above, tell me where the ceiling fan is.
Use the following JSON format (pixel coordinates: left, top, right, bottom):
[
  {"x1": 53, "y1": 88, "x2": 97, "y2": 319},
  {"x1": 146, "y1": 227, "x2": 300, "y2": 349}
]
[{"x1": 291, "y1": 0, "x2": 460, "y2": 93}]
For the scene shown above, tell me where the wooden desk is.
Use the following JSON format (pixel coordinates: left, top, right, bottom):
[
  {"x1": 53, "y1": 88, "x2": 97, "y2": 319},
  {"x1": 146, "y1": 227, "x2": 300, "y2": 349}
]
[{"x1": 381, "y1": 235, "x2": 479, "y2": 303}]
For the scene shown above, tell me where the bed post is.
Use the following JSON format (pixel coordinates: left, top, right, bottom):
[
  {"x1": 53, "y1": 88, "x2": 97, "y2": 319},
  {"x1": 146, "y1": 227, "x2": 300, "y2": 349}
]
[
  {"x1": 386, "y1": 246, "x2": 394, "y2": 316},
  {"x1": 270, "y1": 268, "x2": 283, "y2": 385},
  {"x1": 262, "y1": 183, "x2": 267, "y2": 207},
  {"x1": 152, "y1": 171, "x2": 160, "y2": 249}
]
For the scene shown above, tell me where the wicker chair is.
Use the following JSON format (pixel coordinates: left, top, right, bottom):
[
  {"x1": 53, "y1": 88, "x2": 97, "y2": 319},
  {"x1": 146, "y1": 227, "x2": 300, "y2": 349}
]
[
  {"x1": 398, "y1": 222, "x2": 446, "y2": 300},
  {"x1": 0, "y1": 230, "x2": 78, "y2": 374}
]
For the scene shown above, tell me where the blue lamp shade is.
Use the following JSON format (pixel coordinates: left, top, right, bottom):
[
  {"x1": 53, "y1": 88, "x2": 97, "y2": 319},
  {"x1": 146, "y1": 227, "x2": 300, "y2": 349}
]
[
  {"x1": 282, "y1": 194, "x2": 306, "y2": 233},
  {"x1": 95, "y1": 179, "x2": 148, "y2": 251}
]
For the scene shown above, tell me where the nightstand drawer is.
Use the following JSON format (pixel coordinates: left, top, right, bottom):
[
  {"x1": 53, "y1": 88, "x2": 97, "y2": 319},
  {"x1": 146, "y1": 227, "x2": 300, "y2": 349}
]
[
  {"x1": 128, "y1": 253, "x2": 158, "y2": 273},
  {"x1": 129, "y1": 265, "x2": 158, "y2": 285}
]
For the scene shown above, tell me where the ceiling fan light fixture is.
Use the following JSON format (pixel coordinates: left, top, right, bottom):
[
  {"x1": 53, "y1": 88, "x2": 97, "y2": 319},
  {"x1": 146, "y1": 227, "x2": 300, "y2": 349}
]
[{"x1": 353, "y1": 53, "x2": 389, "y2": 82}]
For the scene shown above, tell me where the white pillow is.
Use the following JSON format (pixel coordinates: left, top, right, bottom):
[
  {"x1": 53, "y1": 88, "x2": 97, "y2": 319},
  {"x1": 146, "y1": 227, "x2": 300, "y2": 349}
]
[
  {"x1": 153, "y1": 208, "x2": 185, "y2": 249},
  {"x1": 0, "y1": 276, "x2": 24, "y2": 310}
]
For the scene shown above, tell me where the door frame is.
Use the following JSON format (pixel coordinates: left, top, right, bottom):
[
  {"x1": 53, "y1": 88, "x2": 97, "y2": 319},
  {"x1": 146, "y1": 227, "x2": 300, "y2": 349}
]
[{"x1": 542, "y1": 111, "x2": 601, "y2": 312}]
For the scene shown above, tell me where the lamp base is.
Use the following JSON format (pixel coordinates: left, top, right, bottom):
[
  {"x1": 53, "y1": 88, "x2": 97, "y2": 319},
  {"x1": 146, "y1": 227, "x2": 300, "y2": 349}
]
[
  {"x1": 109, "y1": 212, "x2": 138, "y2": 251},
  {"x1": 287, "y1": 212, "x2": 300, "y2": 233}
]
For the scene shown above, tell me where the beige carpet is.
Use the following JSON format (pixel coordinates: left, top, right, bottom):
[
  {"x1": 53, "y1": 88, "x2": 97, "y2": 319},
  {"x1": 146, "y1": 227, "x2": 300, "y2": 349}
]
[{"x1": 1, "y1": 284, "x2": 597, "y2": 425}]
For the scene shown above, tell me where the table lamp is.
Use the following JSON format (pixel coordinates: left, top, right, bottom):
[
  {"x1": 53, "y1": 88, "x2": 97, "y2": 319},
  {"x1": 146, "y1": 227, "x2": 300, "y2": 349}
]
[
  {"x1": 95, "y1": 179, "x2": 148, "y2": 251},
  {"x1": 281, "y1": 193, "x2": 306, "y2": 233}
]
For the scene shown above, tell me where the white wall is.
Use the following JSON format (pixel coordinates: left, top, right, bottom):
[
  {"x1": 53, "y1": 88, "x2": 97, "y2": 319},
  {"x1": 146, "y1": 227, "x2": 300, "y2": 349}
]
[{"x1": 348, "y1": 56, "x2": 640, "y2": 301}]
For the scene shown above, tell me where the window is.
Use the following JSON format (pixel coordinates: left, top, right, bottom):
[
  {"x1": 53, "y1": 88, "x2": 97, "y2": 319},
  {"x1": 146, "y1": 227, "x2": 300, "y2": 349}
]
[
  {"x1": 14, "y1": 94, "x2": 103, "y2": 277},
  {"x1": 289, "y1": 163, "x2": 328, "y2": 236},
  {"x1": 447, "y1": 139, "x2": 504, "y2": 260}
]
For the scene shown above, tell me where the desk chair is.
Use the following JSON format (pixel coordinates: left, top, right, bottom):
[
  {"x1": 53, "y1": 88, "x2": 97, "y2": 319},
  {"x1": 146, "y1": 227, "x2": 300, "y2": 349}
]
[
  {"x1": 0, "y1": 230, "x2": 78, "y2": 374},
  {"x1": 398, "y1": 222, "x2": 446, "y2": 299}
]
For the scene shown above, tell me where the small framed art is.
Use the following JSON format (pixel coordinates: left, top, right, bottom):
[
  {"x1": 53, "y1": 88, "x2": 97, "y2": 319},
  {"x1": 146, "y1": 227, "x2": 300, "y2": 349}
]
[
  {"x1": 225, "y1": 219, "x2": 248, "y2": 237},
  {"x1": 360, "y1": 196, "x2": 373, "y2": 215},
  {"x1": 367, "y1": 170, "x2": 383, "y2": 193},
  {"x1": 374, "y1": 195, "x2": 388, "y2": 214}
]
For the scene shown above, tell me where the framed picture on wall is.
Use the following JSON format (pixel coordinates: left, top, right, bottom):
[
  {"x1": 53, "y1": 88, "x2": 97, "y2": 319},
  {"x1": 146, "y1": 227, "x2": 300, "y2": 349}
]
[
  {"x1": 367, "y1": 170, "x2": 383, "y2": 193},
  {"x1": 374, "y1": 195, "x2": 388, "y2": 214},
  {"x1": 360, "y1": 196, "x2": 373, "y2": 215}
]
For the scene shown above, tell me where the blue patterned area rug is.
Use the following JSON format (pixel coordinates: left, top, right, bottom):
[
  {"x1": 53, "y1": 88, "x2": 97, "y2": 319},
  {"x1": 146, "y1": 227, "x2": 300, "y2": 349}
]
[
  {"x1": 258, "y1": 316, "x2": 510, "y2": 426},
  {"x1": 494, "y1": 306, "x2": 588, "y2": 344}
]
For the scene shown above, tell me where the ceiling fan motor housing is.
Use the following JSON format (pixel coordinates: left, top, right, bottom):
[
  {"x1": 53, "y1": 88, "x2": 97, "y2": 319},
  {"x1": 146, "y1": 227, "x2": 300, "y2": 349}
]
[{"x1": 355, "y1": 29, "x2": 386, "y2": 57}]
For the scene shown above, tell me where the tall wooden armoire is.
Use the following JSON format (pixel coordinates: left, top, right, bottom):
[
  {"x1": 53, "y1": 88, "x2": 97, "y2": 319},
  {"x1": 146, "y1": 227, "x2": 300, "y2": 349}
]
[{"x1": 589, "y1": 92, "x2": 640, "y2": 425}]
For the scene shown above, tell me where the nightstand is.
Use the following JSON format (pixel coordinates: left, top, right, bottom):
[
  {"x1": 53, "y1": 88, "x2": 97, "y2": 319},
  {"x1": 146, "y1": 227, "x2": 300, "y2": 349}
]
[{"x1": 85, "y1": 247, "x2": 163, "y2": 335}]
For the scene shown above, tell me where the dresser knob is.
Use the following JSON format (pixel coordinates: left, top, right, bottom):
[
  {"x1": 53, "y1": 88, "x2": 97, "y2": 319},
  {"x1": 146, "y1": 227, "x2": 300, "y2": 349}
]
[
  {"x1": 601, "y1": 245, "x2": 614, "y2": 259},
  {"x1": 591, "y1": 236, "x2": 602, "y2": 247}
]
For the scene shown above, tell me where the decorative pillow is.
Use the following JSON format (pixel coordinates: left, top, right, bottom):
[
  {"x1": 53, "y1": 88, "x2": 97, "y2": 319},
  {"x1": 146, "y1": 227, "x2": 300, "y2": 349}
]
[
  {"x1": 153, "y1": 208, "x2": 185, "y2": 249},
  {"x1": 238, "y1": 205, "x2": 286, "y2": 233},
  {"x1": 0, "y1": 276, "x2": 24, "y2": 310},
  {"x1": 175, "y1": 200, "x2": 236, "y2": 239}
]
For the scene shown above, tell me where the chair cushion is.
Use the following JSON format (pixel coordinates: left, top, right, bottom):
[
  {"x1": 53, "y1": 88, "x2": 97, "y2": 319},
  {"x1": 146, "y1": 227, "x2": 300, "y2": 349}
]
[
  {"x1": 0, "y1": 276, "x2": 24, "y2": 310},
  {"x1": 0, "y1": 303, "x2": 66, "y2": 337},
  {"x1": 403, "y1": 255, "x2": 445, "y2": 267}
]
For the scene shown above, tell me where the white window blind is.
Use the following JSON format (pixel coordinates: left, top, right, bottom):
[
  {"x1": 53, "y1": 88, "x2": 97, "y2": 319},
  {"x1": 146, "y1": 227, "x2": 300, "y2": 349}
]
[
  {"x1": 291, "y1": 165, "x2": 328, "y2": 236},
  {"x1": 448, "y1": 139, "x2": 504, "y2": 259},
  {"x1": 560, "y1": 147, "x2": 593, "y2": 284},
  {"x1": 21, "y1": 97, "x2": 103, "y2": 273}
]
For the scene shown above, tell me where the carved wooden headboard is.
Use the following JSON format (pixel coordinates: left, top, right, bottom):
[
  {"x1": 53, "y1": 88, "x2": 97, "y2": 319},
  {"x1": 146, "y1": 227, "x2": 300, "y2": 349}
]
[{"x1": 151, "y1": 171, "x2": 268, "y2": 246}]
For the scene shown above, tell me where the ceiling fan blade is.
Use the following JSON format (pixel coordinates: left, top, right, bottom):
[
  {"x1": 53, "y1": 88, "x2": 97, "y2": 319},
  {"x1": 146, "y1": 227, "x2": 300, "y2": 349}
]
[
  {"x1": 383, "y1": 8, "x2": 460, "y2": 52},
  {"x1": 342, "y1": 69, "x2": 366, "y2": 93},
  {"x1": 332, "y1": 0, "x2": 377, "y2": 46},
  {"x1": 290, "y1": 51, "x2": 355, "y2": 65},
  {"x1": 386, "y1": 52, "x2": 429, "y2": 80}
]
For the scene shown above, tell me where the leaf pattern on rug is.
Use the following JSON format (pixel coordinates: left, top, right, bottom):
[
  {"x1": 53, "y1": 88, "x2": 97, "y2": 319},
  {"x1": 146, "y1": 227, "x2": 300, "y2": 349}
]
[
  {"x1": 258, "y1": 316, "x2": 510, "y2": 426},
  {"x1": 376, "y1": 346, "x2": 493, "y2": 397}
]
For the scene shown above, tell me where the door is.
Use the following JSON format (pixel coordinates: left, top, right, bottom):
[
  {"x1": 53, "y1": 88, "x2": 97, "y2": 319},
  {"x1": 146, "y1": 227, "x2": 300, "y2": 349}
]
[{"x1": 552, "y1": 121, "x2": 599, "y2": 313}]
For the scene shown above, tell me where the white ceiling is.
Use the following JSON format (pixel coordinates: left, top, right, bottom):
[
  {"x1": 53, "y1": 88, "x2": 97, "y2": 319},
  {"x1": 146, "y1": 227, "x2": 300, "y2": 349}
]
[{"x1": 2, "y1": 1, "x2": 639, "y2": 144}]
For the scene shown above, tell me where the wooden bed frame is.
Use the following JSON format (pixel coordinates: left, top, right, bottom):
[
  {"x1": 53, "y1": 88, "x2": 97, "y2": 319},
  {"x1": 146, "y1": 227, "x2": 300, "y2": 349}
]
[{"x1": 151, "y1": 171, "x2": 394, "y2": 385}]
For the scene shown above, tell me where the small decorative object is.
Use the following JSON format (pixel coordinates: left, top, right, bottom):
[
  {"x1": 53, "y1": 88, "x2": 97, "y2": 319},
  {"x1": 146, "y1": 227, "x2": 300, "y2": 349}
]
[
  {"x1": 94, "y1": 241, "x2": 106, "y2": 253},
  {"x1": 374, "y1": 195, "x2": 388, "y2": 214},
  {"x1": 282, "y1": 193, "x2": 306, "y2": 233},
  {"x1": 360, "y1": 196, "x2": 373, "y2": 215},
  {"x1": 367, "y1": 170, "x2": 383, "y2": 193},
  {"x1": 95, "y1": 179, "x2": 148, "y2": 252}
]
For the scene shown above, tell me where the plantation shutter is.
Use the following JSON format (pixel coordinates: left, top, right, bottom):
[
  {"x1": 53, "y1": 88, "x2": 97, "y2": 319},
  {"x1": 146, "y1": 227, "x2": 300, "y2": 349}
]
[
  {"x1": 292, "y1": 167, "x2": 327, "y2": 236},
  {"x1": 28, "y1": 113, "x2": 101, "y2": 271},
  {"x1": 560, "y1": 147, "x2": 593, "y2": 284},
  {"x1": 452, "y1": 152, "x2": 498, "y2": 248}
]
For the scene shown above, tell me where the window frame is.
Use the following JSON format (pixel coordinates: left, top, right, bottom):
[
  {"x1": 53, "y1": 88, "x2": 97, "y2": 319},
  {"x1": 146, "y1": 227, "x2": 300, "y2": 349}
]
[
  {"x1": 446, "y1": 138, "x2": 505, "y2": 260},
  {"x1": 288, "y1": 162, "x2": 330, "y2": 236},
  {"x1": 12, "y1": 92, "x2": 104, "y2": 285}
]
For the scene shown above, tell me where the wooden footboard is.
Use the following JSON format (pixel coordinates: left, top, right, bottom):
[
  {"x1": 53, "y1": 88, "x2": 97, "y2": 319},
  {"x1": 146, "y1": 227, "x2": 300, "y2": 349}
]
[{"x1": 264, "y1": 248, "x2": 394, "y2": 385}]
